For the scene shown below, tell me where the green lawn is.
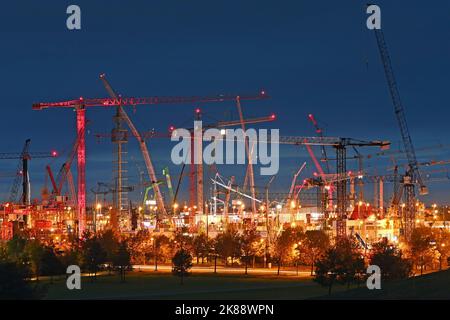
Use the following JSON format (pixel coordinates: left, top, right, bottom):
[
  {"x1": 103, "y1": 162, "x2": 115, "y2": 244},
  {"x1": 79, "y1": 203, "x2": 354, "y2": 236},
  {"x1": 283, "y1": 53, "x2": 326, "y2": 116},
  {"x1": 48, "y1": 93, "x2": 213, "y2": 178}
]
[
  {"x1": 43, "y1": 269, "x2": 450, "y2": 300},
  {"x1": 43, "y1": 272, "x2": 347, "y2": 300},
  {"x1": 324, "y1": 269, "x2": 450, "y2": 300}
]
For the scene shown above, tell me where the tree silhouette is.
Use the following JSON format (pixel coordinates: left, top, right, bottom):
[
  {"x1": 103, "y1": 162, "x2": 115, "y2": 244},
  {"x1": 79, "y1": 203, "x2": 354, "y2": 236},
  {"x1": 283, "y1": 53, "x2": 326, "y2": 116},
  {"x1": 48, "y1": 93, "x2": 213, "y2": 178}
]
[
  {"x1": 215, "y1": 229, "x2": 241, "y2": 266},
  {"x1": 300, "y1": 230, "x2": 330, "y2": 275},
  {"x1": 370, "y1": 238, "x2": 412, "y2": 280},
  {"x1": 0, "y1": 261, "x2": 43, "y2": 299},
  {"x1": 40, "y1": 246, "x2": 64, "y2": 283},
  {"x1": 81, "y1": 236, "x2": 106, "y2": 281},
  {"x1": 240, "y1": 228, "x2": 260, "y2": 275},
  {"x1": 172, "y1": 248, "x2": 193, "y2": 285},
  {"x1": 409, "y1": 227, "x2": 434, "y2": 275},
  {"x1": 314, "y1": 238, "x2": 366, "y2": 294},
  {"x1": 25, "y1": 240, "x2": 45, "y2": 281},
  {"x1": 112, "y1": 240, "x2": 132, "y2": 282},
  {"x1": 98, "y1": 229, "x2": 120, "y2": 274}
]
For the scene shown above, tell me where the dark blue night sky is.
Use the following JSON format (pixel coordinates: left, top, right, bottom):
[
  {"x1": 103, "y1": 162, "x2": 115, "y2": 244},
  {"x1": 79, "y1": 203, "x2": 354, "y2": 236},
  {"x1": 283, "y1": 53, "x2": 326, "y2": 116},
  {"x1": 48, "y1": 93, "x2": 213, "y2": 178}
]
[{"x1": 0, "y1": 1, "x2": 449, "y2": 205}]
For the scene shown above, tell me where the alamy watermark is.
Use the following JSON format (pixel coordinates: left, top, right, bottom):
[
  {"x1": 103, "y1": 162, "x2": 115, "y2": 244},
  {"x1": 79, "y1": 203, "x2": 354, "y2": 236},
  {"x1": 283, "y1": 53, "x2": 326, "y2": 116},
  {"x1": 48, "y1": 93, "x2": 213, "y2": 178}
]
[
  {"x1": 170, "y1": 121, "x2": 280, "y2": 176},
  {"x1": 66, "y1": 265, "x2": 81, "y2": 290},
  {"x1": 66, "y1": 5, "x2": 81, "y2": 30},
  {"x1": 366, "y1": 4, "x2": 381, "y2": 30},
  {"x1": 366, "y1": 265, "x2": 381, "y2": 290}
]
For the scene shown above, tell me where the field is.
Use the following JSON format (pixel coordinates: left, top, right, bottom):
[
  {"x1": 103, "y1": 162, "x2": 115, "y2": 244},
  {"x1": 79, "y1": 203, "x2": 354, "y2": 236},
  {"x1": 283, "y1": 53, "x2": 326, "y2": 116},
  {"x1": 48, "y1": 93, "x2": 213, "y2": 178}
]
[
  {"x1": 43, "y1": 271, "x2": 347, "y2": 300},
  {"x1": 325, "y1": 269, "x2": 450, "y2": 300},
  {"x1": 42, "y1": 268, "x2": 450, "y2": 300}
]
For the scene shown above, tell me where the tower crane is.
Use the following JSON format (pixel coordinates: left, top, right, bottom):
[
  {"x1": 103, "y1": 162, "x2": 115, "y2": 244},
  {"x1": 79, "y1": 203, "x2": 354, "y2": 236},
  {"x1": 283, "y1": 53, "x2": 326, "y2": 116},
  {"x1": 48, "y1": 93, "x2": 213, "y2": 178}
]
[
  {"x1": 269, "y1": 136, "x2": 390, "y2": 238},
  {"x1": 373, "y1": 28, "x2": 428, "y2": 240},
  {"x1": 213, "y1": 134, "x2": 389, "y2": 237},
  {"x1": 33, "y1": 80, "x2": 268, "y2": 236},
  {"x1": 0, "y1": 139, "x2": 58, "y2": 205},
  {"x1": 99, "y1": 74, "x2": 168, "y2": 227},
  {"x1": 308, "y1": 114, "x2": 331, "y2": 174},
  {"x1": 95, "y1": 113, "x2": 276, "y2": 212}
]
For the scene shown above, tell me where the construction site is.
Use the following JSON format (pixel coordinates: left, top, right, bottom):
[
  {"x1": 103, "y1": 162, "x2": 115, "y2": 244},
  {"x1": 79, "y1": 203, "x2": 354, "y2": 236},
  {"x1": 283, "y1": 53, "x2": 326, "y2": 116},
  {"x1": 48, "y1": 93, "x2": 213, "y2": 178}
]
[
  {"x1": 0, "y1": 3, "x2": 449, "y2": 263},
  {"x1": 0, "y1": 26, "x2": 448, "y2": 251}
]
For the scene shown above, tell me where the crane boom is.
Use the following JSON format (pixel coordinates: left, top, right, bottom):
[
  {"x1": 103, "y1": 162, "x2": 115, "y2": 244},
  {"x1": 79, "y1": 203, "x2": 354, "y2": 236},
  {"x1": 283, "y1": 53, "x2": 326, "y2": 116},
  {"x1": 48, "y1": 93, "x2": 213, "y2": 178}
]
[
  {"x1": 374, "y1": 29, "x2": 427, "y2": 195},
  {"x1": 100, "y1": 75, "x2": 168, "y2": 217},
  {"x1": 32, "y1": 92, "x2": 268, "y2": 110},
  {"x1": 308, "y1": 114, "x2": 330, "y2": 173},
  {"x1": 287, "y1": 162, "x2": 306, "y2": 204}
]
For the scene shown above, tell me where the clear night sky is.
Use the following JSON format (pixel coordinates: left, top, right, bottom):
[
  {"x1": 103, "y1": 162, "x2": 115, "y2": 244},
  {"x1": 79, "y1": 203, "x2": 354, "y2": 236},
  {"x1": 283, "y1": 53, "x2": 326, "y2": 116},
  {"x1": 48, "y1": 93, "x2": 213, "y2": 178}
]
[{"x1": 0, "y1": 1, "x2": 449, "y2": 205}]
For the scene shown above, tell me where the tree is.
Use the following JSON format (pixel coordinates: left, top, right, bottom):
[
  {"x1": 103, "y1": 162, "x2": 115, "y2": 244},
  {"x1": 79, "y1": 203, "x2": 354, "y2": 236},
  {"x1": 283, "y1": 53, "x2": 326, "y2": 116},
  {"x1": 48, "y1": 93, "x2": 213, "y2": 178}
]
[
  {"x1": 314, "y1": 238, "x2": 366, "y2": 294},
  {"x1": 0, "y1": 242, "x2": 8, "y2": 262},
  {"x1": 0, "y1": 261, "x2": 43, "y2": 299},
  {"x1": 409, "y1": 227, "x2": 434, "y2": 275},
  {"x1": 300, "y1": 230, "x2": 330, "y2": 275},
  {"x1": 273, "y1": 226, "x2": 302, "y2": 275},
  {"x1": 59, "y1": 248, "x2": 82, "y2": 271},
  {"x1": 172, "y1": 248, "x2": 193, "y2": 285},
  {"x1": 6, "y1": 235, "x2": 28, "y2": 265},
  {"x1": 431, "y1": 229, "x2": 450, "y2": 270},
  {"x1": 81, "y1": 236, "x2": 106, "y2": 281},
  {"x1": 215, "y1": 229, "x2": 241, "y2": 266},
  {"x1": 128, "y1": 230, "x2": 151, "y2": 265},
  {"x1": 40, "y1": 246, "x2": 64, "y2": 283},
  {"x1": 25, "y1": 240, "x2": 45, "y2": 281},
  {"x1": 98, "y1": 229, "x2": 120, "y2": 274},
  {"x1": 112, "y1": 240, "x2": 132, "y2": 282},
  {"x1": 151, "y1": 234, "x2": 170, "y2": 271},
  {"x1": 370, "y1": 238, "x2": 412, "y2": 280},
  {"x1": 193, "y1": 233, "x2": 209, "y2": 264},
  {"x1": 174, "y1": 228, "x2": 194, "y2": 252},
  {"x1": 240, "y1": 228, "x2": 260, "y2": 275}
]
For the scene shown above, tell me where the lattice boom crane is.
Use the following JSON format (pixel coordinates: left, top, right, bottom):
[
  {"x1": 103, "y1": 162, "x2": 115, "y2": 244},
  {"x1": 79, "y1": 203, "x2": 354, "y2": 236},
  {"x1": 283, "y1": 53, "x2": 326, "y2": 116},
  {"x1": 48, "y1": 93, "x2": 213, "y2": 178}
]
[{"x1": 33, "y1": 81, "x2": 268, "y2": 236}]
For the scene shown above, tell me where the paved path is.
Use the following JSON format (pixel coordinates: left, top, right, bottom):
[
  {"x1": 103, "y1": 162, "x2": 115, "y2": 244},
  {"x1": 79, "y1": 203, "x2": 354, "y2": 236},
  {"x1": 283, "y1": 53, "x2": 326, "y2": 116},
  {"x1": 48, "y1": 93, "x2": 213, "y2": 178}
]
[{"x1": 133, "y1": 264, "x2": 312, "y2": 277}]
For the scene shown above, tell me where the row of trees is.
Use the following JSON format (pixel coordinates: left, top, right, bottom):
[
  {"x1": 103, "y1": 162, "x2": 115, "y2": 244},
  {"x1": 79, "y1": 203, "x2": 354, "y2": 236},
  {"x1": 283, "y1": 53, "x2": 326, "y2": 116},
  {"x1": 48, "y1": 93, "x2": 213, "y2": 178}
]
[
  {"x1": 314, "y1": 237, "x2": 412, "y2": 294},
  {"x1": 312, "y1": 227, "x2": 450, "y2": 294},
  {"x1": 0, "y1": 230, "x2": 133, "y2": 292},
  {"x1": 1, "y1": 224, "x2": 449, "y2": 297},
  {"x1": 126, "y1": 226, "x2": 331, "y2": 276}
]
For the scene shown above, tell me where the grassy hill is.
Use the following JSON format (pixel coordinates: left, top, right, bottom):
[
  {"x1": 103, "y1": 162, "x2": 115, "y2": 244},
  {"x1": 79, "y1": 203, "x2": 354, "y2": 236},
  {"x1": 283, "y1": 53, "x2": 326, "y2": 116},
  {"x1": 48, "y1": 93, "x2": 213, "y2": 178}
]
[{"x1": 320, "y1": 269, "x2": 450, "y2": 300}]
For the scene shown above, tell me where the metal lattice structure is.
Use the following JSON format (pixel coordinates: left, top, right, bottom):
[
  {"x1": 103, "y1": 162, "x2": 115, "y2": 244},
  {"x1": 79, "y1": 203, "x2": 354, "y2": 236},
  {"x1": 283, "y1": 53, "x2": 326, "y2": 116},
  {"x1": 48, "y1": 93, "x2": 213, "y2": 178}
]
[{"x1": 374, "y1": 29, "x2": 427, "y2": 240}]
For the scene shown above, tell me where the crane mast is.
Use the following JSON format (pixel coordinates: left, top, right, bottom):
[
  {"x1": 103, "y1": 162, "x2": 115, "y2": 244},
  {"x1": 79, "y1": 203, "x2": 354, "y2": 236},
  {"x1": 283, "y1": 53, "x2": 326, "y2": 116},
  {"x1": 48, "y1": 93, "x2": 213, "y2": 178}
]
[
  {"x1": 100, "y1": 75, "x2": 168, "y2": 219},
  {"x1": 374, "y1": 29, "x2": 427, "y2": 196},
  {"x1": 374, "y1": 29, "x2": 427, "y2": 240}
]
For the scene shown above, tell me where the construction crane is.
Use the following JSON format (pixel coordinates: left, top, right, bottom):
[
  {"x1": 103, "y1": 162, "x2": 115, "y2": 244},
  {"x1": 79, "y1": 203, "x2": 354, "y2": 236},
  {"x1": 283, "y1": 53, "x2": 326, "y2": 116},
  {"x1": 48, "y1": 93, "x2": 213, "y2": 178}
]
[
  {"x1": 100, "y1": 74, "x2": 169, "y2": 229},
  {"x1": 212, "y1": 134, "x2": 389, "y2": 237},
  {"x1": 286, "y1": 162, "x2": 307, "y2": 209},
  {"x1": 373, "y1": 28, "x2": 428, "y2": 240},
  {"x1": 131, "y1": 113, "x2": 276, "y2": 212},
  {"x1": 236, "y1": 97, "x2": 257, "y2": 217},
  {"x1": 0, "y1": 139, "x2": 58, "y2": 205},
  {"x1": 95, "y1": 111, "x2": 276, "y2": 214},
  {"x1": 162, "y1": 167, "x2": 174, "y2": 204},
  {"x1": 308, "y1": 114, "x2": 331, "y2": 174},
  {"x1": 187, "y1": 111, "x2": 276, "y2": 215},
  {"x1": 33, "y1": 80, "x2": 268, "y2": 236},
  {"x1": 273, "y1": 136, "x2": 390, "y2": 238}
]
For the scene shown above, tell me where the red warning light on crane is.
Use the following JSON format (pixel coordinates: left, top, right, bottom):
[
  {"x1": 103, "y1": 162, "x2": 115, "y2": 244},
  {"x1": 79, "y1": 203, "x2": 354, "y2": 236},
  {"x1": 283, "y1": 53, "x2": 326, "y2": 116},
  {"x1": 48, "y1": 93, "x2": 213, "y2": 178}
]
[
  {"x1": 195, "y1": 108, "x2": 201, "y2": 114},
  {"x1": 51, "y1": 150, "x2": 58, "y2": 157},
  {"x1": 270, "y1": 113, "x2": 276, "y2": 120}
]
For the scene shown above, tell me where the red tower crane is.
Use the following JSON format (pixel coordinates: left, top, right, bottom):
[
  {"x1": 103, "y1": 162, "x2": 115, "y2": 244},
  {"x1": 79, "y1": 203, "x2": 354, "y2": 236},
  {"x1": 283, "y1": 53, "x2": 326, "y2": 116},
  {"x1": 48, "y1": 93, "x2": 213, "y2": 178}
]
[{"x1": 33, "y1": 86, "x2": 268, "y2": 236}]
